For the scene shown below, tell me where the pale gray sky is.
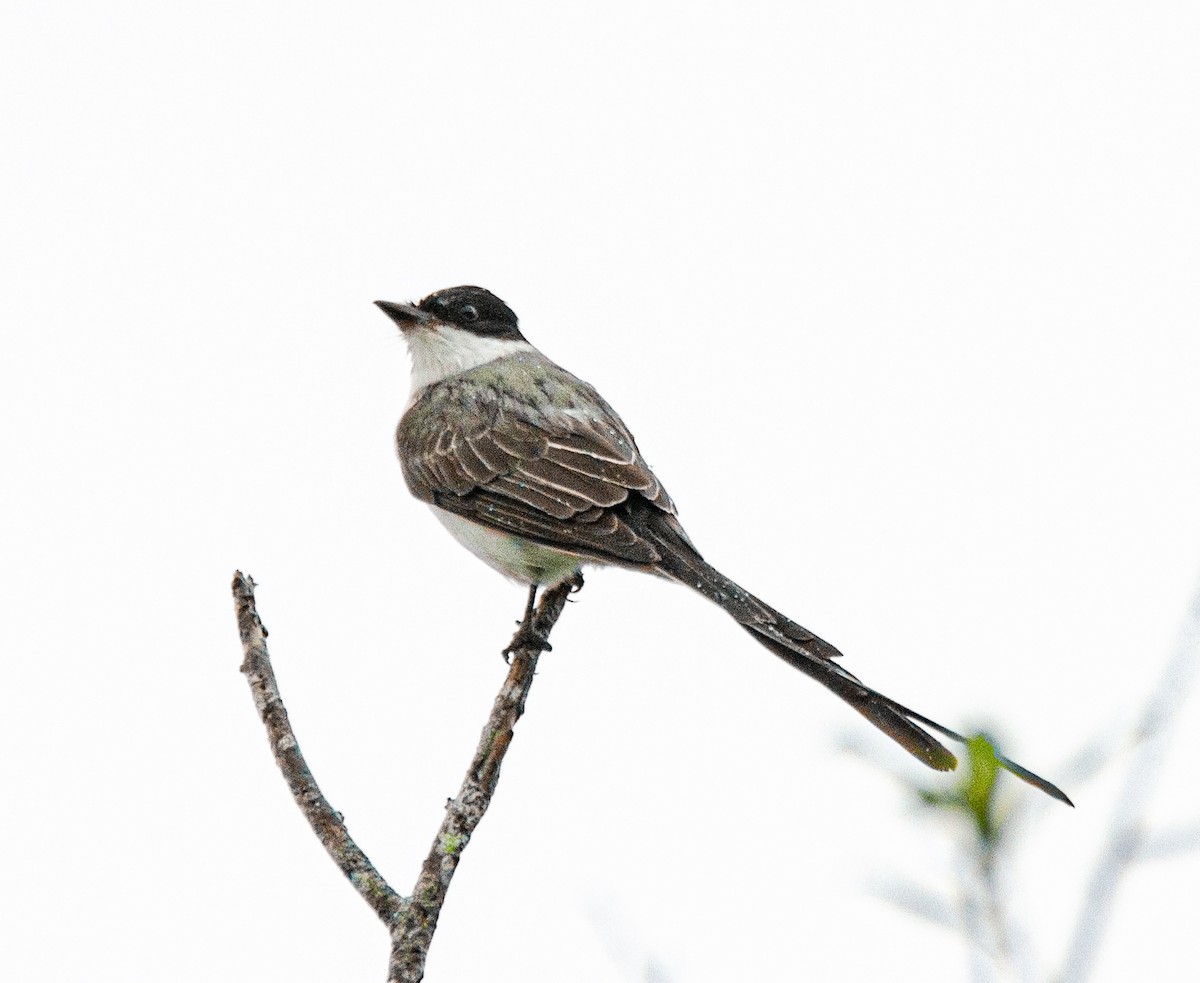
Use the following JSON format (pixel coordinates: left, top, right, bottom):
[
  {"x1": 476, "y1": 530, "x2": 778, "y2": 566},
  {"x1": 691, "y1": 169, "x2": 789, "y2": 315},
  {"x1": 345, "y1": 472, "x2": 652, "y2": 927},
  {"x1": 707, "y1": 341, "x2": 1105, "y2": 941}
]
[{"x1": 3, "y1": 3, "x2": 1198, "y2": 981}]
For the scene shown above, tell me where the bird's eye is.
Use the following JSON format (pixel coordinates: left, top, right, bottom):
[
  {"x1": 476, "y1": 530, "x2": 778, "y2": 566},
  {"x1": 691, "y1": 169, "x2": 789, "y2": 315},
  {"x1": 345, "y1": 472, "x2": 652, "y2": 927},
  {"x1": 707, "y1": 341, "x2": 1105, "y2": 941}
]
[{"x1": 460, "y1": 304, "x2": 479, "y2": 322}]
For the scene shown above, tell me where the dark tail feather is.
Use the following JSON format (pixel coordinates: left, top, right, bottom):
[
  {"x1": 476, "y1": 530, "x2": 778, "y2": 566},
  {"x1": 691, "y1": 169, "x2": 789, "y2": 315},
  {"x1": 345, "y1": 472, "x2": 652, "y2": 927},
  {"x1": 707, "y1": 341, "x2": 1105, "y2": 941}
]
[
  {"x1": 643, "y1": 513, "x2": 1072, "y2": 805},
  {"x1": 865, "y1": 691, "x2": 1073, "y2": 804},
  {"x1": 745, "y1": 626, "x2": 957, "y2": 772}
]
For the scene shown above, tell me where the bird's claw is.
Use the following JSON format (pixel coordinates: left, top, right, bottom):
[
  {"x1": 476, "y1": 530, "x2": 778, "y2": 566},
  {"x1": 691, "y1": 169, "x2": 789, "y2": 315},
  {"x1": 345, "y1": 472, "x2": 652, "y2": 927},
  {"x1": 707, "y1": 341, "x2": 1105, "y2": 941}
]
[{"x1": 502, "y1": 624, "x2": 553, "y2": 662}]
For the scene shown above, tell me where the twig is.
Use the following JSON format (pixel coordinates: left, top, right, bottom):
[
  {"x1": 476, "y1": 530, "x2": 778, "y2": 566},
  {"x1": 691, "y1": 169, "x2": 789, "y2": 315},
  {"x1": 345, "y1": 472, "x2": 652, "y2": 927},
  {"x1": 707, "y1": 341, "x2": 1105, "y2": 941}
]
[
  {"x1": 388, "y1": 575, "x2": 579, "y2": 981},
  {"x1": 233, "y1": 571, "x2": 402, "y2": 923},
  {"x1": 232, "y1": 571, "x2": 580, "y2": 982}
]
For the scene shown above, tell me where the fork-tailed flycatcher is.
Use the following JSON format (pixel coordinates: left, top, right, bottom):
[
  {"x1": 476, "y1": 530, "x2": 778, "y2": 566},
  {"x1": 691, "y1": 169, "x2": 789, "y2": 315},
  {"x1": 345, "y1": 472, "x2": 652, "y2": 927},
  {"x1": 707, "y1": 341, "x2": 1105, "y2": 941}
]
[{"x1": 376, "y1": 285, "x2": 1071, "y2": 805}]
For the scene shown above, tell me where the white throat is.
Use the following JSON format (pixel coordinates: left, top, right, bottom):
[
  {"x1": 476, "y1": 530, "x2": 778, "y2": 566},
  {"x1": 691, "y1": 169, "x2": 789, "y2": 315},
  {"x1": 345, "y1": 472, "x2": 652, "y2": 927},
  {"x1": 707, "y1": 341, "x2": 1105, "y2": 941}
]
[{"x1": 404, "y1": 325, "x2": 535, "y2": 404}]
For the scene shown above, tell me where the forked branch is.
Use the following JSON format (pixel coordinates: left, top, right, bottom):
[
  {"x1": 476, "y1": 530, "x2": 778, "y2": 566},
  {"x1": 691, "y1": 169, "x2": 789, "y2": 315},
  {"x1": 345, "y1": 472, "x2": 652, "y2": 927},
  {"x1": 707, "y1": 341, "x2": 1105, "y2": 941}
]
[{"x1": 232, "y1": 571, "x2": 579, "y2": 981}]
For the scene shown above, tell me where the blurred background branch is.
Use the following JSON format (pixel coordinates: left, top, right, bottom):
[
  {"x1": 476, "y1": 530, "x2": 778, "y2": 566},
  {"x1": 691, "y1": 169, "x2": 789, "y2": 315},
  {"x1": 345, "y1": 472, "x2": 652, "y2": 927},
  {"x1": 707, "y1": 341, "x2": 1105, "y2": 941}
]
[
  {"x1": 867, "y1": 572, "x2": 1200, "y2": 983},
  {"x1": 1056, "y1": 579, "x2": 1200, "y2": 983}
]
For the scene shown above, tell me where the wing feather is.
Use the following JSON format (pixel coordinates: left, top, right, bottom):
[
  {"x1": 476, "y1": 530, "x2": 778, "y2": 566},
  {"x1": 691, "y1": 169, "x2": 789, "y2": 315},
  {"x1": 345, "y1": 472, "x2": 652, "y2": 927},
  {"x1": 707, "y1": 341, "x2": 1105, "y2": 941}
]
[
  {"x1": 431, "y1": 490, "x2": 663, "y2": 565},
  {"x1": 491, "y1": 473, "x2": 593, "y2": 519},
  {"x1": 515, "y1": 457, "x2": 631, "y2": 508},
  {"x1": 450, "y1": 434, "x2": 497, "y2": 484},
  {"x1": 398, "y1": 352, "x2": 674, "y2": 567},
  {"x1": 466, "y1": 431, "x2": 520, "y2": 475},
  {"x1": 545, "y1": 431, "x2": 635, "y2": 463},
  {"x1": 542, "y1": 443, "x2": 658, "y2": 491},
  {"x1": 490, "y1": 419, "x2": 549, "y2": 459}
]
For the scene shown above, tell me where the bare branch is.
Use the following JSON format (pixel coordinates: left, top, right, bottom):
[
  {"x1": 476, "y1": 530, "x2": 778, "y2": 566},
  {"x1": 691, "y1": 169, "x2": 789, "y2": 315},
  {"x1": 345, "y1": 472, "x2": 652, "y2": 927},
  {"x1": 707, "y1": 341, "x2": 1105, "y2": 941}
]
[
  {"x1": 233, "y1": 571, "x2": 402, "y2": 923},
  {"x1": 233, "y1": 570, "x2": 580, "y2": 982},
  {"x1": 388, "y1": 576, "x2": 579, "y2": 982}
]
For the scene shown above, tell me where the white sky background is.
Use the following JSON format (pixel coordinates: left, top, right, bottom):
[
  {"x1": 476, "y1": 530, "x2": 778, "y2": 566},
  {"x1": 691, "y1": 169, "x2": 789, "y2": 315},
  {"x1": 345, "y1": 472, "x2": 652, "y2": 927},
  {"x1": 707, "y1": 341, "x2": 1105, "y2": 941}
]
[{"x1": 3, "y1": 2, "x2": 1199, "y2": 981}]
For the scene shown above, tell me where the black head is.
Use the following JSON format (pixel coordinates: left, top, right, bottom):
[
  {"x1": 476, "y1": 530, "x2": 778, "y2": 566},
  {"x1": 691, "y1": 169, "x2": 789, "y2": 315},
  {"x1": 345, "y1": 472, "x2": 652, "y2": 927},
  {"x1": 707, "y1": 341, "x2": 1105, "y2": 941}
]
[{"x1": 375, "y1": 285, "x2": 524, "y2": 340}]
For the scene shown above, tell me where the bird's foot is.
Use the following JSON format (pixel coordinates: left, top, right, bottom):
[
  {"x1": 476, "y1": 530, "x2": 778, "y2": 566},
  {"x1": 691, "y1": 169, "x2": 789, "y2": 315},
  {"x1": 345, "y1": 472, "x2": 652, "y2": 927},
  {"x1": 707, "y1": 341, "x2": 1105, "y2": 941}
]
[
  {"x1": 502, "y1": 584, "x2": 551, "y2": 661},
  {"x1": 500, "y1": 574, "x2": 583, "y2": 660},
  {"x1": 502, "y1": 622, "x2": 553, "y2": 661}
]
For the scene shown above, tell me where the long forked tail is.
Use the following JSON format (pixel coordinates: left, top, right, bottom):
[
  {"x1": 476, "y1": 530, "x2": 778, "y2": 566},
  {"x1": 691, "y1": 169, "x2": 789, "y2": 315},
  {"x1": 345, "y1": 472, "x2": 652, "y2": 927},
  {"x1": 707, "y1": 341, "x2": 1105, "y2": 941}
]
[{"x1": 642, "y1": 514, "x2": 1072, "y2": 806}]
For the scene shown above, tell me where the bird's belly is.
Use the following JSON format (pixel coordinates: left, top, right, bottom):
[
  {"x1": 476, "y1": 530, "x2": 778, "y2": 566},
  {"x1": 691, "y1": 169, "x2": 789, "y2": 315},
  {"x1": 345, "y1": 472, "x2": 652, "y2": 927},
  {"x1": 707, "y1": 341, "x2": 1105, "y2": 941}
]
[{"x1": 430, "y1": 507, "x2": 584, "y2": 586}]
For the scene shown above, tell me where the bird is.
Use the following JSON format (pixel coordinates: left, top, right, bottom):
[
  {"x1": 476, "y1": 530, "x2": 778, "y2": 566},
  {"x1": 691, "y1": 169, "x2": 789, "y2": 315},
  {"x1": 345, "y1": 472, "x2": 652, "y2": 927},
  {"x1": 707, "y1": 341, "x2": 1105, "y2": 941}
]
[{"x1": 376, "y1": 285, "x2": 1071, "y2": 805}]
